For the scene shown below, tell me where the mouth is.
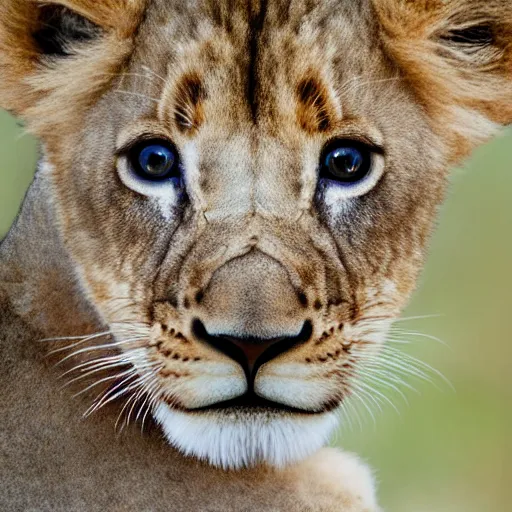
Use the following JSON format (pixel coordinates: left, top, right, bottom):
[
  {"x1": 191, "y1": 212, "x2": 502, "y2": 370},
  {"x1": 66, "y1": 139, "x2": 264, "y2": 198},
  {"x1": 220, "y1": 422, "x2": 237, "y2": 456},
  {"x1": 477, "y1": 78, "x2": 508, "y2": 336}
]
[
  {"x1": 192, "y1": 318, "x2": 314, "y2": 378},
  {"x1": 190, "y1": 392, "x2": 326, "y2": 415},
  {"x1": 185, "y1": 319, "x2": 331, "y2": 414}
]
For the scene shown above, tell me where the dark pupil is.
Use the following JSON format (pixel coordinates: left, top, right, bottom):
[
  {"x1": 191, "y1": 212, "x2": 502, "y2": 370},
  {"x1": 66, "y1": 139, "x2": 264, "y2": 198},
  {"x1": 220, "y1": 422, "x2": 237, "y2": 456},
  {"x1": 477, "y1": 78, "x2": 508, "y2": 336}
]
[
  {"x1": 328, "y1": 148, "x2": 363, "y2": 178},
  {"x1": 140, "y1": 146, "x2": 174, "y2": 177}
]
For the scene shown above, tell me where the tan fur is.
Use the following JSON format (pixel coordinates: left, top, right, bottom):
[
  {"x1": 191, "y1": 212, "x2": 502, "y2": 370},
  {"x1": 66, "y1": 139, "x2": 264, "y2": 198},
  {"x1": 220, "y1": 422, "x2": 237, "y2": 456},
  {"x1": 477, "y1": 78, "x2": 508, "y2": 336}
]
[
  {"x1": 375, "y1": 0, "x2": 512, "y2": 160},
  {"x1": 0, "y1": 0, "x2": 145, "y2": 134},
  {"x1": 0, "y1": 0, "x2": 511, "y2": 510}
]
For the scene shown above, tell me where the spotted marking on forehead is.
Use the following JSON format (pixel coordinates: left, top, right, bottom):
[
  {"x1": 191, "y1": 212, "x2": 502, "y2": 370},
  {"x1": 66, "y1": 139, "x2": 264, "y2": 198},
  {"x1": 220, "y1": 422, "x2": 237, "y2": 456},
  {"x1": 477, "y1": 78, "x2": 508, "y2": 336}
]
[
  {"x1": 296, "y1": 74, "x2": 334, "y2": 134},
  {"x1": 174, "y1": 72, "x2": 207, "y2": 135}
]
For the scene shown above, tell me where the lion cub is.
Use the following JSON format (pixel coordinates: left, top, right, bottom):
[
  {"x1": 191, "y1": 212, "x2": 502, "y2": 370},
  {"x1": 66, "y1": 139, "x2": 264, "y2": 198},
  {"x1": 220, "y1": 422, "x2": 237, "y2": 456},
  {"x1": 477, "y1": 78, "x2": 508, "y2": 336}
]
[{"x1": 1, "y1": 0, "x2": 510, "y2": 510}]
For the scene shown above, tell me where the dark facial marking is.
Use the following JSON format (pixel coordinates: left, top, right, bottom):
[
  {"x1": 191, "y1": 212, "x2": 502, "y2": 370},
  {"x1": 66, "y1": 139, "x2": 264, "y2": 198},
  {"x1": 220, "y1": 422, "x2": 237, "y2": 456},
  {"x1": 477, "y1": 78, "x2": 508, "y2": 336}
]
[
  {"x1": 296, "y1": 75, "x2": 333, "y2": 133},
  {"x1": 174, "y1": 72, "x2": 207, "y2": 134},
  {"x1": 247, "y1": 0, "x2": 270, "y2": 122}
]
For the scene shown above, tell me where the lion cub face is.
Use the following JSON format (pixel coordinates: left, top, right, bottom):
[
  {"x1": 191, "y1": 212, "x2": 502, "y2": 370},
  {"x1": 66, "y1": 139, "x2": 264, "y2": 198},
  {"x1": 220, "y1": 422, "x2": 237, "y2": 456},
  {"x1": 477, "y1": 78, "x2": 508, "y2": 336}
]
[{"x1": 1, "y1": 0, "x2": 510, "y2": 468}]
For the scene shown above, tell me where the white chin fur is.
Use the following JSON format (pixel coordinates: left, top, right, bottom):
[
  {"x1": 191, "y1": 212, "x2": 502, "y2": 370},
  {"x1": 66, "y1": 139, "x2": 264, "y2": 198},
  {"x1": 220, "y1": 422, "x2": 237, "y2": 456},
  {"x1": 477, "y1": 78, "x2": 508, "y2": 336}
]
[{"x1": 154, "y1": 403, "x2": 339, "y2": 470}]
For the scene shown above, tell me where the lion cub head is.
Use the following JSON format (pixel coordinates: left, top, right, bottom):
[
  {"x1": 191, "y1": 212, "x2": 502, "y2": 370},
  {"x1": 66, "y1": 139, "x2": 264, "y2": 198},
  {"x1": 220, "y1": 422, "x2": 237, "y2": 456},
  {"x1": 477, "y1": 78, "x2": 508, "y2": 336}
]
[{"x1": 1, "y1": 0, "x2": 510, "y2": 468}]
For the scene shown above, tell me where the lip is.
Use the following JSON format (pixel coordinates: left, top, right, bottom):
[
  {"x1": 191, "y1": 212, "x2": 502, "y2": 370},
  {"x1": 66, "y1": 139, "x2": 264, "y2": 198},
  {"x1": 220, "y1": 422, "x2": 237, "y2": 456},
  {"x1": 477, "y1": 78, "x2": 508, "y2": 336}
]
[{"x1": 188, "y1": 391, "x2": 329, "y2": 415}]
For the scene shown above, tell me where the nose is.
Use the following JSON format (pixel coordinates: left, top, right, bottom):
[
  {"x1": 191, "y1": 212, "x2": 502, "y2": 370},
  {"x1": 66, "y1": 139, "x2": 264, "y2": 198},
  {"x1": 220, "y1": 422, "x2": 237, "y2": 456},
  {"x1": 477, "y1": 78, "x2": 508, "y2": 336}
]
[
  {"x1": 197, "y1": 250, "x2": 307, "y2": 339},
  {"x1": 192, "y1": 319, "x2": 313, "y2": 377},
  {"x1": 192, "y1": 249, "x2": 313, "y2": 375}
]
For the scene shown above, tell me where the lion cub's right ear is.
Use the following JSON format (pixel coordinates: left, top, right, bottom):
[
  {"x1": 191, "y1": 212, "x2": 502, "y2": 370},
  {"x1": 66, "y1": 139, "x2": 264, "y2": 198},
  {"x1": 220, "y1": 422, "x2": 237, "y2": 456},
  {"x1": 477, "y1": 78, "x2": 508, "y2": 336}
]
[{"x1": 0, "y1": 1, "x2": 146, "y2": 135}]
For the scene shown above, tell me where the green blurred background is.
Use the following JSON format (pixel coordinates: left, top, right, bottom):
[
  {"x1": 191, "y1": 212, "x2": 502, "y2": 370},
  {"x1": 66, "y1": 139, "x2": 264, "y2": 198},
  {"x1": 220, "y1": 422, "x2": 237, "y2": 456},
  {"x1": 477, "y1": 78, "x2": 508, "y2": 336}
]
[{"x1": 0, "y1": 109, "x2": 510, "y2": 511}]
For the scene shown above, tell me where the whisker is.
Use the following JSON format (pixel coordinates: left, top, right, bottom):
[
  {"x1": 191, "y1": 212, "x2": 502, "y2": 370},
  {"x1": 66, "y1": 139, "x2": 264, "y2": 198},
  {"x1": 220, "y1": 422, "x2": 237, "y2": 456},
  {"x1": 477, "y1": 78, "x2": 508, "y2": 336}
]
[
  {"x1": 393, "y1": 314, "x2": 444, "y2": 323},
  {"x1": 360, "y1": 354, "x2": 435, "y2": 385},
  {"x1": 84, "y1": 369, "x2": 157, "y2": 418},
  {"x1": 356, "y1": 379, "x2": 401, "y2": 415},
  {"x1": 114, "y1": 90, "x2": 160, "y2": 103},
  {"x1": 63, "y1": 359, "x2": 155, "y2": 388},
  {"x1": 385, "y1": 336, "x2": 412, "y2": 345},
  {"x1": 140, "y1": 381, "x2": 162, "y2": 433},
  {"x1": 338, "y1": 402, "x2": 355, "y2": 433},
  {"x1": 115, "y1": 381, "x2": 152, "y2": 432},
  {"x1": 39, "y1": 331, "x2": 111, "y2": 344},
  {"x1": 126, "y1": 386, "x2": 149, "y2": 429},
  {"x1": 355, "y1": 368, "x2": 410, "y2": 404},
  {"x1": 84, "y1": 374, "x2": 142, "y2": 418},
  {"x1": 58, "y1": 354, "x2": 129, "y2": 378},
  {"x1": 349, "y1": 389, "x2": 377, "y2": 428},
  {"x1": 341, "y1": 396, "x2": 364, "y2": 432},
  {"x1": 388, "y1": 330, "x2": 450, "y2": 347},
  {"x1": 141, "y1": 65, "x2": 167, "y2": 83},
  {"x1": 55, "y1": 338, "x2": 148, "y2": 365},
  {"x1": 381, "y1": 346, "x2": 454, "y2": 391},
  {"x1": 72, "y1": 368, "x2": 139, "y2": 398},
  {"x1": 363, "y1": 367, "x2": 420, "y2": 395},
  {"x1": 62, "y1": 361, "x2": 130, "y2": 386},
  {"x1": 114, "y1": 371, "x2": 161, "y2": 431},
  {"x1": 352, "y1": 384, "x2": 384, "y2": 415},
  {"x1": 47, "y1": 334, "x2": 119, "y2": 356}
]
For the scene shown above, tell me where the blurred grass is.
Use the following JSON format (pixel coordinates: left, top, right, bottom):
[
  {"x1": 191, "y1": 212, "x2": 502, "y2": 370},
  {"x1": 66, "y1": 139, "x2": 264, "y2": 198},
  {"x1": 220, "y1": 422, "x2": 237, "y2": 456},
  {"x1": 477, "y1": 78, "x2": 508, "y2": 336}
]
[
  {"x1": 0, "y1": 111, "x2": 38, "y2": 236},
  {"x1": 339, "y1": 131, "x2": 512, "y2": 512},
  {"x1": 0, "y1": 110, "x2": 510, "y2": 512}
]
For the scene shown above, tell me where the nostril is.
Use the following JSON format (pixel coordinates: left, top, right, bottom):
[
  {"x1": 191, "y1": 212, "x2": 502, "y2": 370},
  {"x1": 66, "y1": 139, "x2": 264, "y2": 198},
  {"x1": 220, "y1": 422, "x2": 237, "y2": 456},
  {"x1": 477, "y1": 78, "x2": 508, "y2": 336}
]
[
  {"x1": 298, "y1": 292, "x2": 308, "y2": 308},
  {"x1": 191, "y1": 319, "x2": 313, "y2": 382}
]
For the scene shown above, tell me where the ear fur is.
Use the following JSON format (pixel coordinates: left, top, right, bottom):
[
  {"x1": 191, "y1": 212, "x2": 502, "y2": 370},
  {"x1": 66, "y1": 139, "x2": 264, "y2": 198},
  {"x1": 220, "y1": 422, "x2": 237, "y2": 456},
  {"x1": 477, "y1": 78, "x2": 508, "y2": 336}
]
[
  {"x1": 33, "y1": 6, "x2": 102, "y2": 57},
  {"x1": 0, "y1": 0, "x2": 146, "y2": 136},
  {"x1": 374, "y1": 0, "x2": 512, "y2": 161}
]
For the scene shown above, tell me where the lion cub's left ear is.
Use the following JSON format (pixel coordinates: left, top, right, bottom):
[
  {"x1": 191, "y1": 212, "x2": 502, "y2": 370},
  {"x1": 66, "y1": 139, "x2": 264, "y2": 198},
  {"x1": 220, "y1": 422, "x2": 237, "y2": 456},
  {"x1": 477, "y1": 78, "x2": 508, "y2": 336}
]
[
  {"x1": 375, "y1": 0, "x2": 512, "y2": 161},
  {"x1": 0, "y1": 0, "x2": 146, "y2": 135}
]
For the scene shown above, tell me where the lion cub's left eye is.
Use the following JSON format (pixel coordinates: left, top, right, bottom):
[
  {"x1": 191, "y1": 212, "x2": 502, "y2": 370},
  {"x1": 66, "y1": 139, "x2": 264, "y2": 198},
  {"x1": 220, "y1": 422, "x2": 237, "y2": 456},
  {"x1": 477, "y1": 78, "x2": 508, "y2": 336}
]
[{"x1": 320, "y1": 141, "x2": 373, "y2": 184}]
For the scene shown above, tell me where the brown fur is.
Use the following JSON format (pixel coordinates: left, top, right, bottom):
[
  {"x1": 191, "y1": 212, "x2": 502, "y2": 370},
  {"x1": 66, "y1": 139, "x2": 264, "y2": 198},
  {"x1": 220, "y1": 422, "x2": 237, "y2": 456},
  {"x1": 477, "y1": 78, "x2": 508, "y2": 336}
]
[{"x1": 0, "y1": 0, "x2": 511, "y2": 510}]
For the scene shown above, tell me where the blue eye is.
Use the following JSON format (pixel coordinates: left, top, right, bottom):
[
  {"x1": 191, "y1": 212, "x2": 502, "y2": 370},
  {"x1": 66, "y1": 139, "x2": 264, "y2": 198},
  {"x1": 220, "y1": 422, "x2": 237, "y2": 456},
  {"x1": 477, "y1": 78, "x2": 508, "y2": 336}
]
[
  {"x1": 320, "y1": 142, "x2": 373, "y2": 184},
  {"x1": 131, "y1": 141, "x2": 179, "y2": 181}
]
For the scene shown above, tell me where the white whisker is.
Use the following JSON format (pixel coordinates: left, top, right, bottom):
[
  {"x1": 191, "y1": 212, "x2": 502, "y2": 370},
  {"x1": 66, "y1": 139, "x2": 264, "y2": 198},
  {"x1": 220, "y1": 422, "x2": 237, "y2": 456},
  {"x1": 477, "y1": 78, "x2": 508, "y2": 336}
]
[
  {"x1": 72, "y1": 368, "x2": 138, "y2": 398},
  {"x1": 349, "y1": 389, "x2": 377, "y2": 428},
  {"x1": 63, "y1": 359, "x2": 156, "y2": 388},
  {"x1": 114, "y1": 90, "x2": 160, "y2": 103},
  {"x1": 393, "y1": 314, "x2": 443, "y2": 323},
  {"x1": 357, "y1": 380, "x2": 401, "y2": 415},
  {"x1": 39, "y1": 331, "x2": 111, "y2": 344},
  {"x1": 141, "y1": 65, "x2": 167, "y2": 83},
  {"x1": 355, "y1": 368, "x2": 410, "y2": 404},
  {"x1": 388, "y1": 330, "x2": 449, "y2": 347},
  {"x1": 341, "y1": 397, "x2": 364, "y2": 432},
  {"x1": 381, "y1": 346, "x2": 454, "y2": 391},
  {"x1": 84, "y1": 370, "x2": 154, "y2": 418},
  {"x1": 55, "y1": 338, "x2": 148, "y2": 365},
  {"x1": 58, "y1": 354, "x2": 130, "y2": 378},
  {"x1": 361, "y1": 354, "x2": 435, "y2": 385}
]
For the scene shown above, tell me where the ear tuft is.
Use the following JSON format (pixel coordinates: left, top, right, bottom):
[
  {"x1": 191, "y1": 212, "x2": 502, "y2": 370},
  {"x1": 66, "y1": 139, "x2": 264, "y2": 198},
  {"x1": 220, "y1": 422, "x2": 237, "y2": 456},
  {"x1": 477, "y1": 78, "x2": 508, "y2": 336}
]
[{"x1": 33, "y1": 5, "x2": 101, "y2": 57}]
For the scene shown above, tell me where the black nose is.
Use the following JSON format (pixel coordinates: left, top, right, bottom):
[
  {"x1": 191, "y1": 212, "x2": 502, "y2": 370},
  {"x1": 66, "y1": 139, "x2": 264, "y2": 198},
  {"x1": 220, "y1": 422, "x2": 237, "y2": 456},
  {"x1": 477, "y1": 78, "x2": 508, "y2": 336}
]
[{"x1": 192, "y1": 319, "x2": 313, "y2": 380}]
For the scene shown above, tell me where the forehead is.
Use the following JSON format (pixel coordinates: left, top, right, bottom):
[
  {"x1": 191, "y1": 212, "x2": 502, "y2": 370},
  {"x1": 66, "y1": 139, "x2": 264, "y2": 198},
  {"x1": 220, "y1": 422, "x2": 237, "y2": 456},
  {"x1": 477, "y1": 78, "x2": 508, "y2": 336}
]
[{"x1": 131, "y1": 0, "x2": 392, "y2": 134}]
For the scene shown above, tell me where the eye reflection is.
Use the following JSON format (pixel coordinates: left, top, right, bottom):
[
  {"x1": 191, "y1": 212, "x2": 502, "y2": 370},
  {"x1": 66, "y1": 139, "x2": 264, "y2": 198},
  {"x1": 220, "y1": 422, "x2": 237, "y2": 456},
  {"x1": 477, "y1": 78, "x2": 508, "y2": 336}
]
[
  {"x1": 130, "y1": 141, "x2": 180, "y2": 182},
  {"x1": 320, "y1": 142, "x2": 372, "y2": 184}
]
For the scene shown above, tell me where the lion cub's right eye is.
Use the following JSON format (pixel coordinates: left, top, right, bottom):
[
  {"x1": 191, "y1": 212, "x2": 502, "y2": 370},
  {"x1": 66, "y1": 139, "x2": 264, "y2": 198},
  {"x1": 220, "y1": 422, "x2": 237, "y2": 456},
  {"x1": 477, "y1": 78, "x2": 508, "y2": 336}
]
[
  {"x1": 129, "y1": 140, "x2": 180, "y2": 182},
  {"x1": 116, "y1": 138, "x2": 185, "y2": 199}
]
